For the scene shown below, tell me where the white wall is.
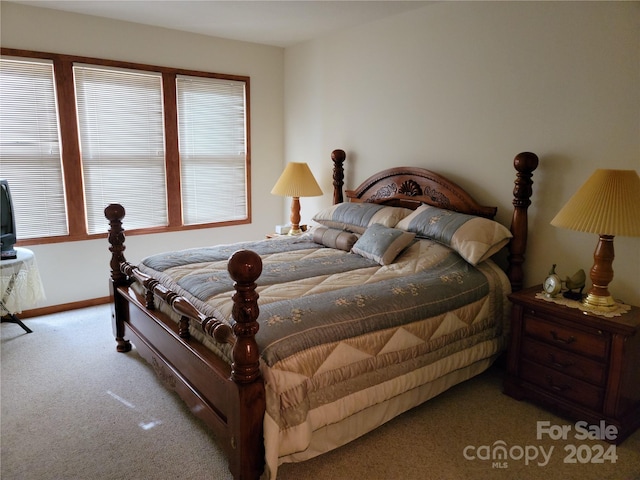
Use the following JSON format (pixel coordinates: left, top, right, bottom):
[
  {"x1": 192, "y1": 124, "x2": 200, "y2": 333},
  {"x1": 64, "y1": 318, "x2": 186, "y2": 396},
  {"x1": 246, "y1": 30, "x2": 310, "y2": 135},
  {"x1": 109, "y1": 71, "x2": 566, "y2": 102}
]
[
  {"x1": 286, "y1": 1, "x2": 640, "y2": 305},
  {"x1": 1, "y1": 2, "x2": 285, "y2": 308},
  {"x1": 2, "y1": 1, "x2": 639, "y2": 309}
]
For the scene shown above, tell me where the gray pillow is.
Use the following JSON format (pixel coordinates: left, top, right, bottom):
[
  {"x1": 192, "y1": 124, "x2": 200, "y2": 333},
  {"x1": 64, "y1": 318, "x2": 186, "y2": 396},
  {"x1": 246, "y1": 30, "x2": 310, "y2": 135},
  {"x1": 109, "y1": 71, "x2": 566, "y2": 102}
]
[
  {"x1": 351, "y1": 223, "x2": 416, "y2": 265},
  {"x1": 395, "y1": 204, "x2": 512, "y2": 265},
  {"x1": 313, "y1": 226, "x2": 358, "y2": 252},
  {"x1": 312, "y1": 202, "x2": 412, "y2": 234}
]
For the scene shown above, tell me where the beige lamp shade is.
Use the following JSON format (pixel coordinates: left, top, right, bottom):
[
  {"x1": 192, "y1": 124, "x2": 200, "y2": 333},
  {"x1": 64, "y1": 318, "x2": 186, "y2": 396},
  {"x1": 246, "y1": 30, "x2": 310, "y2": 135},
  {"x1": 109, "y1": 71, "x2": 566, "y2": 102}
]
[
  {"x1": 551, "y1": 169, "x2": 640, "y2": 236},
  {"x1": 271, "y1": 162, "x2": 323, "y2": 198}
]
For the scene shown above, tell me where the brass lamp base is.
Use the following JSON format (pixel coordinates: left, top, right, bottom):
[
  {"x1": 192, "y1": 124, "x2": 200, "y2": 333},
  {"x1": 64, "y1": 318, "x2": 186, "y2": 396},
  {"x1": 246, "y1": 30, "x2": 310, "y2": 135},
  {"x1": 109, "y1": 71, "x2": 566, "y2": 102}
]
[
  {"x1": 582, "y1": 292, "x2": 619, "y2": 312},
  {"x1": 287, "y1": 227, "x2": 302, "y2": 236}
]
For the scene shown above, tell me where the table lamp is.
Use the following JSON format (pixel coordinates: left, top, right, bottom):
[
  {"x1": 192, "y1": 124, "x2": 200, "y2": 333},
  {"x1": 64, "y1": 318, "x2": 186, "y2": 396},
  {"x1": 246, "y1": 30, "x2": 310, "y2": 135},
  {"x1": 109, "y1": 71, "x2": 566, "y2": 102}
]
[
  {"x1": 550, "y1": 169, "x2": 640, "y2": 312},
  {"x1": 271, "y1": 162, "x2": 322, "y2": 235}
]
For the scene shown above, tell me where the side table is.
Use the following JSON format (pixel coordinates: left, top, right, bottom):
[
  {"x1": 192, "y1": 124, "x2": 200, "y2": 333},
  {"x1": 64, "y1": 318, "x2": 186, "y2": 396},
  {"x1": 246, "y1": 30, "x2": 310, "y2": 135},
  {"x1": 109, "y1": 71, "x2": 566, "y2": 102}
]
[
  {"x1": 504, "y1": 285, "x2": 640, "y2": 444},
  {"x1": 0, "y1": 247, "x2": 46, "y2": 333}
]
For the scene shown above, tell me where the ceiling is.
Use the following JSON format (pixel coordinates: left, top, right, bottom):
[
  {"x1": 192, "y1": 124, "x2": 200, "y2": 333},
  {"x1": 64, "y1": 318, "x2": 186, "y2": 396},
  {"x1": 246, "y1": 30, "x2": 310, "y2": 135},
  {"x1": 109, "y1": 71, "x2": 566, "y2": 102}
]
[{"x1": 10, "y1": 1, "x2": 432, "y2": 48}]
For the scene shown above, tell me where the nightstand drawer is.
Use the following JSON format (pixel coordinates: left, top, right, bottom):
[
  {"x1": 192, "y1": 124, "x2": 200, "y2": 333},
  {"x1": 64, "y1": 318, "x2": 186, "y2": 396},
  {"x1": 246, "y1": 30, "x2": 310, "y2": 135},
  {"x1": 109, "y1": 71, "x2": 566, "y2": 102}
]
[
  {"x1": 523, "y1": 314, "x2": 608, "y2": 361},
  {"x1": 521, "y1": 338, "x2": 606, "y2": 386},
  {"x1": 520, "y1": 358, "x2": 604, "y2": 410}
]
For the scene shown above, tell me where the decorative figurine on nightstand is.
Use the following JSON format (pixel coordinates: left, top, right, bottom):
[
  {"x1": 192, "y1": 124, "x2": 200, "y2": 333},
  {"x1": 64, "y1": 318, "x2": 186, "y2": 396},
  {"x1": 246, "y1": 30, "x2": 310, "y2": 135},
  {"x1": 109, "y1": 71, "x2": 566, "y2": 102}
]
[
  {"x1": 543, "y1": 264, "x2": 562, "y2": 298},
  {"x1": 563, "y1": 269, "x2": 586, "y2": 301}
]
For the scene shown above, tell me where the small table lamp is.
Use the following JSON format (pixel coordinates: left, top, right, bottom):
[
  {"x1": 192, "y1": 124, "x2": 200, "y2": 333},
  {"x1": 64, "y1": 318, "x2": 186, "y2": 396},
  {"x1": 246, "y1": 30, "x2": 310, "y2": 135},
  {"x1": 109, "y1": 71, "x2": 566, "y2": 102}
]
[
  {"x1": 551, "y1": 169, "x2": 640, "y2": 312},
  {"x1": 271, "y1": 162, "x2": 322, "y2": 235}
]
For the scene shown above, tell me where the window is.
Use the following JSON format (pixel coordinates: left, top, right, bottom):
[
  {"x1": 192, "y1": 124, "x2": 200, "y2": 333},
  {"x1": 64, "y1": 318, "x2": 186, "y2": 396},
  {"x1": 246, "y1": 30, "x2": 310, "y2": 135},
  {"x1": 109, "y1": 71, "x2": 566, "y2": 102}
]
[
  {"x1": 0, "y1": 49, "x2": 250, "y2": 244},
  {"x1": 74, "y1": 65, "x2": 168, "y2": 234},
  {"x1": 0, "y1": 58, "x2": 68, "y2": 239},
  {"x1": 177, "y1": 75, "x2": 247, "y2": 225}
]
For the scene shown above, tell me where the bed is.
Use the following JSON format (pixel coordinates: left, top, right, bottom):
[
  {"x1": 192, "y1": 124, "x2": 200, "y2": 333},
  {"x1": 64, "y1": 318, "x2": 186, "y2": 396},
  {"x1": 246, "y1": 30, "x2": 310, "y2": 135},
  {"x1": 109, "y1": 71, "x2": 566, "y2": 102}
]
[{"x1": 105, "y1": 149, "x2": 538, "y2": 480}]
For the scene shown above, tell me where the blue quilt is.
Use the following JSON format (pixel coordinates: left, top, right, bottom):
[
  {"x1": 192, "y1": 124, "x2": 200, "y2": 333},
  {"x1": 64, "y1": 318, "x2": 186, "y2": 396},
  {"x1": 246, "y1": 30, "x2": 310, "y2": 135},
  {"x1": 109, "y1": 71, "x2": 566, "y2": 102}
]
[{"x1": 140, "y1": 234, "x2": 489, "y2": 367}]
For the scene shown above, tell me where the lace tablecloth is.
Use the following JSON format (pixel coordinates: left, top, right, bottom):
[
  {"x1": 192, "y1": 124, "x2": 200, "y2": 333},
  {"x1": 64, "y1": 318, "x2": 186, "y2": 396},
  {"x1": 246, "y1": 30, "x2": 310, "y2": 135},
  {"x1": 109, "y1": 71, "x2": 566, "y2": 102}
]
[
  {"x1": 0, "y1": 247, "x2": 46, "y2": 315},
  {"x1": 535, "y1": 291, "x2": 632, "y2": 318}
]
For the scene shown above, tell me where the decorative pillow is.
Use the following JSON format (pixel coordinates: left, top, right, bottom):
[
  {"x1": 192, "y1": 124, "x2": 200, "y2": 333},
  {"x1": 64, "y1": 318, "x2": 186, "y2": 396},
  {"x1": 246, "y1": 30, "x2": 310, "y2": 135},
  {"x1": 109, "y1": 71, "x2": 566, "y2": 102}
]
[
  {"x1": 312, "y1": 226, "x2": 358, "y2": 252},
  {"x1": 351, "y1": 223, "x2": 416, "y2": 265},
  {"x1": 312, "y1": 202, "x2": 412, "y2": 234},
  {"x1": 395, "y1": 204, "x2": 512, "y2": 265}
]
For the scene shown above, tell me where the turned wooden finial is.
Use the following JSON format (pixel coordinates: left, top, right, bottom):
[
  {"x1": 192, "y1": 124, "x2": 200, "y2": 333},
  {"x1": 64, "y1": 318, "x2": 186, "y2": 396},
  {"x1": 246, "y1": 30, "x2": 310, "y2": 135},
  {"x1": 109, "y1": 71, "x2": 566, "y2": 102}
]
[
  {"x1": 508, "y1": 152, "x2": 539, "y2": 291},
  {"x1": 332, "y1": 149, "x2": 346, "y2": 205},
  {"x1": 105, "y1": 203, "x2": 128, "y2": 285},
  {"x1": 104, "y1": 203, "x2": 132, "y2": 352},
  {"x1": 228, "y1": 249, "x2": 263, "y2": 383}
]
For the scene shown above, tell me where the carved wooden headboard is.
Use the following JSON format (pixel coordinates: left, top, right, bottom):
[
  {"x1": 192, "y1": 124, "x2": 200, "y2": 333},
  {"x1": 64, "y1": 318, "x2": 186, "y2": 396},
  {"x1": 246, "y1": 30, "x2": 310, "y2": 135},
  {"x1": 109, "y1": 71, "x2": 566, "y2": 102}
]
[
  {"x1": 330, "y1": 149, "x2": 496, "y2": 217},
  {"x1": 329, "y1": 148, "x2": 539, "y2": 292}
]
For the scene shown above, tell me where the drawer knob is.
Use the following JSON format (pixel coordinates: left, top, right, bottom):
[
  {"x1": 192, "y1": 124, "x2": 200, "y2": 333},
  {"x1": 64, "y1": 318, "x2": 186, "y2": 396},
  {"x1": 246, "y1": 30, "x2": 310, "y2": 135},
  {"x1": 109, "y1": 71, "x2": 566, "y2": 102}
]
[
  {"x1": 548, "y1": 353, "x2": 574, "y2": 369},
  {"x1": 550, "y1": 330, "x2": 576, "y2": 345},
  {"x1": 545, "y1": 375, "x2": 571, "y2": 392}
]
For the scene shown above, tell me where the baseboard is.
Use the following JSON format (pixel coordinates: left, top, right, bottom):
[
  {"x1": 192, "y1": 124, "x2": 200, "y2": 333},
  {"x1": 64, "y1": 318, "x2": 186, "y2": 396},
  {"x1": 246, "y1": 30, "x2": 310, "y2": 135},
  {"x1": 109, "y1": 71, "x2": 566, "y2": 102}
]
[{"x1": 17, "y1": 296, "x2": 111, "y2": 319}]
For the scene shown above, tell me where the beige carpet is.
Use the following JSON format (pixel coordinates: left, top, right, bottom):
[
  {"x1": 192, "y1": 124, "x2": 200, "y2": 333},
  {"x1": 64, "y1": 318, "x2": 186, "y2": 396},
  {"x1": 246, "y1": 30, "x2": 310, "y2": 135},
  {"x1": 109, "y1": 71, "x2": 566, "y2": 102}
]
[{"x1": 2, "y1": 305, "x2": 639, "y2": 480}]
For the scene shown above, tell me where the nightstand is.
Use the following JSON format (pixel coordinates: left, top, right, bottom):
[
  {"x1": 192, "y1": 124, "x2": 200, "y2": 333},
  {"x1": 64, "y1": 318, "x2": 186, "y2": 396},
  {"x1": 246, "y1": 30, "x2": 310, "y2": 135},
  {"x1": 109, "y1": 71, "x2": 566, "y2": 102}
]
[{"x1": 504, "y1": 285, "x2": 640, "y2": 444}]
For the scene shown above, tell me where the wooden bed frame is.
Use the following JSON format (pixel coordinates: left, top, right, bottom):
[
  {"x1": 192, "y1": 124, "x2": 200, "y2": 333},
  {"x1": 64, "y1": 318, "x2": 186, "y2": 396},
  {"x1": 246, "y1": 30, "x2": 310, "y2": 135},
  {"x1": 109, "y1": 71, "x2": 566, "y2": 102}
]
[{"x1": 105, "y1": 150, "x2": 538, "y2": 480}]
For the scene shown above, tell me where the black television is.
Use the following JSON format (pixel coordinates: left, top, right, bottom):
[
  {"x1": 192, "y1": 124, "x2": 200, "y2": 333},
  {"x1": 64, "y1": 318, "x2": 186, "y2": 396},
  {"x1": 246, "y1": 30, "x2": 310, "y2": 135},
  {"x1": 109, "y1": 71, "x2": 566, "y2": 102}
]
[{"x1": 1, "y1": 179, "x2": 17, "y2": 260}]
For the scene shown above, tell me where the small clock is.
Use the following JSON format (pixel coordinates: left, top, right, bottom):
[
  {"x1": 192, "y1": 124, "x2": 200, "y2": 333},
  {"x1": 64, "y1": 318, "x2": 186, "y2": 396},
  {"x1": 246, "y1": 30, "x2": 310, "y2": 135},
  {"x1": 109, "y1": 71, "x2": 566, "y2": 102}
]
[{"x1": 543, "y1": 264, "x2": 562, "y2": 298}]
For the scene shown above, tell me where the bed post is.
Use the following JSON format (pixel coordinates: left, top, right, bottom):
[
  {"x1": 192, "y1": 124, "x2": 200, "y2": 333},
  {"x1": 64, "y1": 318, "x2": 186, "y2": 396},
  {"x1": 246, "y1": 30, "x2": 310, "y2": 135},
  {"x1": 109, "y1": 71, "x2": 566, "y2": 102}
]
[
  {"x1": 228, "y1": 249, "x2": 263, "y2": 384},
  {"x1": 507, "y1": 152, "x2": 539, "y2": 292},
  {"x1": 332, "y1": 149, "x2": 346, "y2": 205},
  {"x1": 227, "y1": 249, "x2": 266, "y2": 480},
  {"x1": 105, "y1": 203, "x2": 132, "y2": 352}
]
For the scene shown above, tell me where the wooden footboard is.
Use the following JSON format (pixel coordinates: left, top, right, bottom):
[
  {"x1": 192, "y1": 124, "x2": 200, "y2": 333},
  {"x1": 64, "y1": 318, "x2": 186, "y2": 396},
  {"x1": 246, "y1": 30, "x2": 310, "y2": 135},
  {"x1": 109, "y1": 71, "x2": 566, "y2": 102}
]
[
  {"x1": 105, "y1": 149, "x2": 537, "y2": 480},
  {"x1": 106, "y1": 204, "x2": 265, "y2": 480}
]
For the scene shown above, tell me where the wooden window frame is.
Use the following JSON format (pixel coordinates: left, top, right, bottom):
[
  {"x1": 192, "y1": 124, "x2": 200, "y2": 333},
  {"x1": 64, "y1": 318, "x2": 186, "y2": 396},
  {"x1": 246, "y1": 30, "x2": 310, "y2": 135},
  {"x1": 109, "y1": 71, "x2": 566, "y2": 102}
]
[{"x1": 0, "y1": 48, "x2": 251, "y2": 246}]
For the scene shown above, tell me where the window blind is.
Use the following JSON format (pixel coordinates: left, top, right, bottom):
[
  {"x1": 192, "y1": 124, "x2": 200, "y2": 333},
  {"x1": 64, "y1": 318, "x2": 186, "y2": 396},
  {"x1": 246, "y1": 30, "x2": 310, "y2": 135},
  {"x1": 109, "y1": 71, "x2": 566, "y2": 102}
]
[
  {"x1": 0, "y1": 58, "x2": 68, "y2": 239},
  {"x1": 176, "y1": 75, "x2": 247, "y2": 225},
  {"x1": 74, "y1": 65, "x2": 167, "y2": 234}
]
